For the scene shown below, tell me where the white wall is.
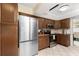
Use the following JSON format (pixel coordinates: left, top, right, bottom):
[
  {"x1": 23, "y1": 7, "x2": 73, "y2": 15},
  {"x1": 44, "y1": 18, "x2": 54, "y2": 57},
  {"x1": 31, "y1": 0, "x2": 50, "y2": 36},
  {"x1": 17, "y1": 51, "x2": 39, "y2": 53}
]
[
  {"x1": 70, "y1": 18, "x2": 74, "y2": 46},
  {"x1": 70, "y1": 15, "x2": 79, "y2": 46},
  {"x1": 18, "y1": 4, "x2": 34, "y2": 14}
]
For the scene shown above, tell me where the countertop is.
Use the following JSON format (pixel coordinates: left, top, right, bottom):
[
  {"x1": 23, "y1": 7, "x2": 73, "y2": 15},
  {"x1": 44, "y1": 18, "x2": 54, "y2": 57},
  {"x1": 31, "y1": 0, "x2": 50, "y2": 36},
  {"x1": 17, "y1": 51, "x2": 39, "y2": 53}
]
[{"x1": 38, "y1": 34, "x2": 49, "y2": 36}]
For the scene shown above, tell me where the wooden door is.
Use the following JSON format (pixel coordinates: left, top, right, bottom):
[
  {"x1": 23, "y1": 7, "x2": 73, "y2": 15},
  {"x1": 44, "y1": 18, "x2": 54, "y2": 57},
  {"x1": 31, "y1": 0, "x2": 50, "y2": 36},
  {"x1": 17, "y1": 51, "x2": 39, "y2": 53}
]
[
  {"x1": 43, "y1": 19, "x2": 48, "y2": 28},
  {"x1": 38, "y1": 36, "x2": 44, "y2": 50},
  {"x1": 0, "y1": 24, "x2": 1, "y2": 55},
  {"x1": 50, "y1": 20, "x2": 54, "y2": 25},
  {"x1": 1, "y1": 24, "x2": 18, "y2": 56},
  {"x1": 38, "y1": 35, "x2": 49, "y2": 50},
  {"x1": 0, "y1": 3, "x2": 1, "y2": 55},
  {"x1": 61, "y1": 18, "x2": 70, "y2": 28},
  {"x1": 1, "y1": 3, "x2": 18, "y2": 24},
  {"x1": 0, "y1": 3, "x2": 1, "y2": 23},
  {"x1": 38, "y1": 18, "x2": 44, "y2": 29},
  {"x1": 43, "y1": 36, "x2": 49, "y2": 48},
  {"x1": 56, "y1": 34, "x2": 70, "y2": 46},
  {"x1": 54, "y1": 20, "x2": 61, "y2": 29},
  {"x1": 61, "y1": 35, "x2": 70, "y2": 46},
  {"x1": 1, "y1": 3, "x2": 18, "y2": 56}
]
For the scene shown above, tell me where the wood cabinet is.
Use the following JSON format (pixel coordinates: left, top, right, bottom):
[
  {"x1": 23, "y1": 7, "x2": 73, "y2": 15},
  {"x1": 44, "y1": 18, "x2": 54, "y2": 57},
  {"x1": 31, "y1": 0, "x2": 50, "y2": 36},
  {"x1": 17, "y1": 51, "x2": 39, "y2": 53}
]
[
  {"x1": 1, "y1": 24, "x2": 18, "y2": 56},
  {"x1": 61, "y1": 18, "x2": 70, "y2": 29},
  {"x1": 0, "y1": 3, "x2": 18, "y2": 56},
  {"x1": 46, "y1": 19, "x2": 54, "y2": 25},
  {"x1": 54, "y1": 20, "x2": 61, "y2": 29},
  {"x1": 38, "y1": 18, "x2": 54, "y2": 29},
  {"x1": 0, "y1": 24, "x2": 1, "y2": 55},
  {"x1": 54, "y1": 19, "x2": 70, "y2": 29},
  {"x1": 38, "y1": 18, "x2": 47, "y2": 29},
  {"x1": 1, "y1": 3, "x2": 18, "y2": 24},
  {"x1": 56, "y1": 34, "x2": 70, "y2": 46},
  {"x1": 0, "y1": 4, "x2": 1, "y2": 55},
  {"x1": 38, "y1": 18, "x2": 44, "y2": 29},
  {"x1": 38, "y1": 34, "x2": 49, "y2": 50},
  {"x1": 43, "y1": 19, "x2": 48, "y2": 28},
  {"x1": 0, "y1": 4, "x2": 1, "y2": 23},
  {"x1": 42, "y1": 19, "x2": 47, "y2": 28},
  {"x1": 49, "y1": 20, "x2": 54, "y2": 25}
]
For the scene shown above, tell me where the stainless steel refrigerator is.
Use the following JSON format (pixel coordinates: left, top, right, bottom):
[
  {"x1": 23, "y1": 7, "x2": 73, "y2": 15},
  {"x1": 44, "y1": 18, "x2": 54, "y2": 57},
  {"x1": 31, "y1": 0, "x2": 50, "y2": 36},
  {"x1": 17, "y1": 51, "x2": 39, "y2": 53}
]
[{"x1": 19, "y1": 15, "x2": 38, "y2": 56}]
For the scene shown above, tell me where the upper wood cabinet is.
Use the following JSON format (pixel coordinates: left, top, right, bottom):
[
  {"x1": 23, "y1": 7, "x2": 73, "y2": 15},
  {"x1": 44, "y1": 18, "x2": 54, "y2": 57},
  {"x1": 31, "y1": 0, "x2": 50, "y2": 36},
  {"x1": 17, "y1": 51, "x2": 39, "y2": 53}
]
[
  {"x1": 50, "y1": 20, "x2": 54, "y2": 25},
  {"x1": 46, "y1": 19, "x2": 54, "y2": 25},
  {"x1": 38, "y1": 18, "x2": 55, "y2": 29},
  {"x1": 1, "y1": 24, "x2": 18, "y2": 56},
  {"x1": 38, "y1": 18, "x2": 47, "y2": 29},
  {"x1": 61, "y1": 18, "x2": 70, "y2": 29},
  {"x1": 1, "y1": 3, "x2": 18, "y2": 24},
  {"x1": 54, "y1": 19, "x2": 70, "y2": 29},
  {"x1": 38, "y1": 18, "x2": 43, "y2": 29},
  {"x1": 54, "y1": 20, "x2": 61, "y2": 29},
  {"x1": 42, "y1": 19, "x2": 47, "y2": 28}
]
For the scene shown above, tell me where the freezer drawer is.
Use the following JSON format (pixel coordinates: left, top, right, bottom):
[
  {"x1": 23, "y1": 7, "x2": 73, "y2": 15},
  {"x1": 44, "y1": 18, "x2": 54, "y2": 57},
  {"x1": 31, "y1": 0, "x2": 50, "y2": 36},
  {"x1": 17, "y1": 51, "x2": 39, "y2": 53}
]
[{"x1": 19, "y1": 40, "x2": 38, "y2": 56}]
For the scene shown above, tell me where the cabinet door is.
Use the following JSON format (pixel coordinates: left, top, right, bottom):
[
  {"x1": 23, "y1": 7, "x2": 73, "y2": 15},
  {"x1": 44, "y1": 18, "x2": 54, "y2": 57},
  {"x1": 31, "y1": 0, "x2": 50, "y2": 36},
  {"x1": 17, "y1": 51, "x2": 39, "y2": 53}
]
[
  {"x1": 2, "y1": 24, "x2": 18, "y2": 56},
  {"x1": 38, "y1": 18, "x2": 44, "y2": 29},
  {"x1": 46, "y1": 19, "x2": 52, "y2": 25},
  {"x1": 56, "y1": 34, "x2": 70, "y2": 46},
  {"x1": 61, "y1": 19, "x2": 70, "y2": 28},
  {"x1": 0, "y1": 24, "x2": 1, "y2": 55},
  {"x1": 56, "y1": 34, "x2": 62, "y2": 44},
  {"x1": 0, "y1": 4, "x2": 1, "y2": 55},
  {"x1": 1, "y1": 3, "x2": 18, "y2": 24},
  {"x1": 54, "y1": 20, "x2": 61, "y2": 29},
  {"x1": 61, "y1": 35, "x2": 70, "y2": 46},
  {"x1": 50, "y1": 20, "x2": 54, "y2": 25},
  {"x1": 38, "y1": 35, "x2": 49, "y2": 50},
  {"x1": 38, "y1": 36, "x2": 44, "y2": 50},
  {"x1": 43, "y1": 19, "x2": 48, "y2": 28},
  {"x1": 43, "y1": 36, "x2": 49, "y2": 48},
  {"x1": 0, "y1": 3, "x2": 1, "y2": 23}
]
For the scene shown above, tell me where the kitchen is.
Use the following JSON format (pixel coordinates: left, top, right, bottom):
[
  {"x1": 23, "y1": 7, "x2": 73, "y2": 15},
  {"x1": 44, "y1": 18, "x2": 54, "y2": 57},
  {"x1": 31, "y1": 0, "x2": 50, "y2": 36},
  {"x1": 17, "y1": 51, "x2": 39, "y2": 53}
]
[
  {"x1": 0, "y1": 3, "x2": 79, "y2": 56},
  {"x1": 38, "y1": 18, "x2": 70, "y2": 50}
]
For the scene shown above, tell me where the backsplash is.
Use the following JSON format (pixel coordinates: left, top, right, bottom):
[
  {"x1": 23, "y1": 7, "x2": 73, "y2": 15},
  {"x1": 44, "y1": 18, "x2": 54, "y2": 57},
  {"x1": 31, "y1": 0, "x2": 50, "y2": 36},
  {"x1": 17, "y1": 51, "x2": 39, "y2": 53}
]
[
  {"x1": 51, "y1": 29, "x2": 63, "y2": 34},
  {"x1": 64, "y1": 29, "x2": 71, "y2": 34},
  {"x1": 38, "y1": 29, "x2": 71, "y2": 34}
]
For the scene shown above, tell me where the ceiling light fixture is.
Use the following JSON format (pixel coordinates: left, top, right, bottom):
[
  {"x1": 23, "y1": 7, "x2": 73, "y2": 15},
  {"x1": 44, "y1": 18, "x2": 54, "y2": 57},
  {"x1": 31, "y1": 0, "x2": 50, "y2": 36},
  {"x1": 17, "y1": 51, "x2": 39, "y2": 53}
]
[{"x1": 59, "y1": 5, "x2": 69, "y2": 11}]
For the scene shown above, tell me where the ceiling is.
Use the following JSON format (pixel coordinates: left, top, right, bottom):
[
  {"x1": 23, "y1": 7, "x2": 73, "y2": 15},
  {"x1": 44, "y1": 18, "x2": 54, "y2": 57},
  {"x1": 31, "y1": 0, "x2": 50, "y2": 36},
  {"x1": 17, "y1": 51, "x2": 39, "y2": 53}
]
[{"x1": 18, "y1": 3, "x2": 79, "y2": 20}]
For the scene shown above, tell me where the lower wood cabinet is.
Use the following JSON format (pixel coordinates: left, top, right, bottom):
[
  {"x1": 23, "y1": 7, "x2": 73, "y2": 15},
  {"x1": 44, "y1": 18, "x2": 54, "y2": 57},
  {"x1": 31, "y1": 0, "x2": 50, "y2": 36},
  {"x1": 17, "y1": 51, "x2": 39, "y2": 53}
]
[
  {"x1": 1, "y1": 24, "x2": 18, "y2": 56},
  {"x1": 56, "y1": 34, "x2": 70, "y2": 47},
  {"x1": 38, "y1": 34, "x2": 49, "y2": 50}
]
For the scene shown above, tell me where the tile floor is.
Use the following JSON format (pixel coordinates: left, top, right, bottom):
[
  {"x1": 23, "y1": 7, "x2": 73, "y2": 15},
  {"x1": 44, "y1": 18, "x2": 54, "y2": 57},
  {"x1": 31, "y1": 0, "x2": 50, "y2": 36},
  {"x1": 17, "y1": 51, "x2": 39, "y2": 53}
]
[{"x1": 37, "y1": 44, "x2": 79, "y2": 56}]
